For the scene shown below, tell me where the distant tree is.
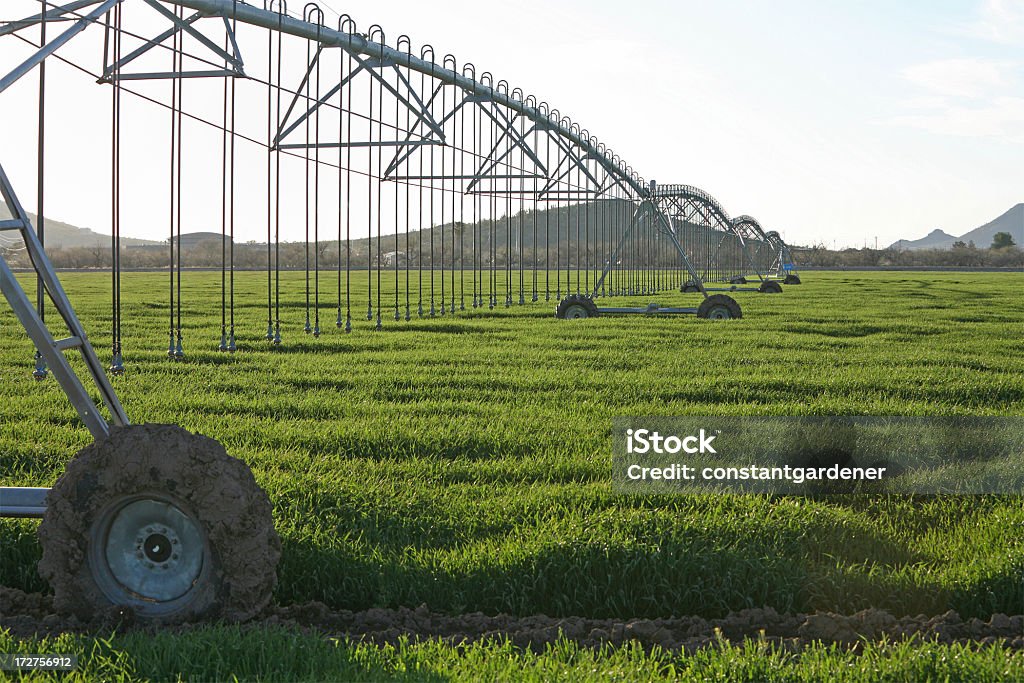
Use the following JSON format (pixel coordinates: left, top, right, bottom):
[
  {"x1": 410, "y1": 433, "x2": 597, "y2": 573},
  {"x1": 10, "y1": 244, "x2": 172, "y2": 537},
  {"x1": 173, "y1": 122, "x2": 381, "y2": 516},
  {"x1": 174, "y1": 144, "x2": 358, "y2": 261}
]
[
  {"x1": 952, "y1": 240, "x2": 967, "y2": 249},
  {"x1": 991, "y1": 232, "x2": 1016, "y2": 249},
  {"x1": 968, "y1": 240, "x2": 976, "y2": 249}
]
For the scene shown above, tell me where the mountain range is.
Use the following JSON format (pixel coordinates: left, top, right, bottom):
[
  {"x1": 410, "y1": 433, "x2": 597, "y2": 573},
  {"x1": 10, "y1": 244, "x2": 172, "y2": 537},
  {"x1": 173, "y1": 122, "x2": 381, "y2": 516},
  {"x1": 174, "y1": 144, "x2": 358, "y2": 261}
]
[
  {"x1": 0, "y1": 207, "x2": 159, "y2": 249},
  {"x1": 4, "y1": 202, "x2": 1021, "y2": 253},
  {"x1": 890, "y1": 204, "x2": 1023, "y2": 250}
]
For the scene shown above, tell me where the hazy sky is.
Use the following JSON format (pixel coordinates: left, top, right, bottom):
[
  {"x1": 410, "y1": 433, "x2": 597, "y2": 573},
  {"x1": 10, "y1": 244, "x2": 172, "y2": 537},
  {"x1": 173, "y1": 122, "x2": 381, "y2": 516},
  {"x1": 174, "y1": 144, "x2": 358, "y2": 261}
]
[{"x1": 1, "y1": 0, "x2": 1022, "y2": 248}]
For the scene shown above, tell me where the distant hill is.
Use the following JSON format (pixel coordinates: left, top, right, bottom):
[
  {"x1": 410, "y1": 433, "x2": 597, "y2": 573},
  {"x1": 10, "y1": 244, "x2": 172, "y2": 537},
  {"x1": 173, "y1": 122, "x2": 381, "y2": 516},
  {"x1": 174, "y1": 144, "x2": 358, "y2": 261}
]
[
  {"x1": 958, "y1": 203, "x2": 1023, "y2": 248},
  {"x1": 891, "y1": 204, "x2": 1023, "y2": 250},
  {"x1": 0, "y1": 207, "x2": 158, "y2": 249},
  {"x1": 890, "y1": 228, "x2": 957, "y2": 250}
]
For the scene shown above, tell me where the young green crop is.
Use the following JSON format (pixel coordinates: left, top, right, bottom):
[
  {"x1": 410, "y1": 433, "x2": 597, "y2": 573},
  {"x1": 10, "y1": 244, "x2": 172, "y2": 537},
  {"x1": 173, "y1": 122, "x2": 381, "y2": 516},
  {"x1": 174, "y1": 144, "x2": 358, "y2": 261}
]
[{"x1": 0, "y1": 270, "x2": 1022, "y2": 677}]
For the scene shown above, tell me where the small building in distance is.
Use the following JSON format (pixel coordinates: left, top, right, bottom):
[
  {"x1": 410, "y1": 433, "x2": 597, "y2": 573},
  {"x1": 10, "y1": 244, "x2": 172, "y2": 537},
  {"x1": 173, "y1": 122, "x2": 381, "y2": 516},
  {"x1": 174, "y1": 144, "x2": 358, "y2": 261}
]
[{"x1": 169, "y1": 232, "x2": 232, "y2": 249}]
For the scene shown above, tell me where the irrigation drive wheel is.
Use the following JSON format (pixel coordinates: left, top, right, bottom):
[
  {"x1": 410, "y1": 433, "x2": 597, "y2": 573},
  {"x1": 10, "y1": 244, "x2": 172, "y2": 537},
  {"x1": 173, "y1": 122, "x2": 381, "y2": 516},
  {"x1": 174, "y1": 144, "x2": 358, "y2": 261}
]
[
  {"x1": 784, "y1": 273, "x2": 802, "y2": 285},
  {"x1": 758, "y1": 280, "x2": 783, "y2": 294},
  {"x1": 681, "y1": 281, "x2": 701, "y2": 294},
  {"x1": 555, "y1": 294, "x2": 599, "y2": 320},
  {"x1": 38, "y1": 424, "x2": 280, "y2": 623},
  {"x1": 697, "y1": 294, "x2": 742, "y2": 320}
]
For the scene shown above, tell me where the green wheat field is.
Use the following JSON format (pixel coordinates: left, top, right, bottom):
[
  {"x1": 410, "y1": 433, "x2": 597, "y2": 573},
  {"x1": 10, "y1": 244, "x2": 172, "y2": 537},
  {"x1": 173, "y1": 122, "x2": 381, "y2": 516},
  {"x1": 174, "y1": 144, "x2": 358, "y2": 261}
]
[{"x1": 1, "y1": 270, "x2": 1023, "y2": 681}]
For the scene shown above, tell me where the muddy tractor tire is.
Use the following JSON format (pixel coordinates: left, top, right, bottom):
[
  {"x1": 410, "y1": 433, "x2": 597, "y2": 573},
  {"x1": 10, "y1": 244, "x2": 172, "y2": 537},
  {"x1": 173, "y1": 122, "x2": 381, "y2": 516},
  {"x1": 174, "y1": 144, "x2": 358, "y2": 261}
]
[
  {"x1": 784, "y1": 273, "x2": 802, "y2": 285},
  {"x1": 681, "y1": 281, "x2": 701, "y2": 294},
  {"x1": 697, "y1": 294, "x2": 742, "y2": 320},
  {"x1": 38, "y1": 424, "x2": 280, "y2": 623},
  {"x1": 555, "y1": 294, "x2": 599, "y2": 320},
  {"x1": 758, "y1": 280, "x2": 783, "y2": 294}
]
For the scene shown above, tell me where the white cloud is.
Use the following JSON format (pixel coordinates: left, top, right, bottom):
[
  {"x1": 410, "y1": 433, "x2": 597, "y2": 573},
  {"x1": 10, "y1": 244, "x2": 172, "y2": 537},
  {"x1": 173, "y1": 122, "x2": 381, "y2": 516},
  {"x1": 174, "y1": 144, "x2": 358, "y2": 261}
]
[
  {"x1": 901, "y1": 58, "x2": 1013, "y2": 98},
  {"x1": 893, "y1": 55, "x2": 1023, "y2": 142},
  {"x1": 965, "y1": 0, "x2": 1024, "y2": 43},
  {"x1": 891, "y1": 97, "x2": 1024, "y2": 142}
]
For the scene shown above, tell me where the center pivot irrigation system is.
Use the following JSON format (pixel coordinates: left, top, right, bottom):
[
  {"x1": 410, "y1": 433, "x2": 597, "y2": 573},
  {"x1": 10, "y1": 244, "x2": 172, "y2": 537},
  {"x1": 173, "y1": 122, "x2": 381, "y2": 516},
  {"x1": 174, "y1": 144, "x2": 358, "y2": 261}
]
[{"x1": 0, "y1": 0, "x2": 800, "y2": 621}]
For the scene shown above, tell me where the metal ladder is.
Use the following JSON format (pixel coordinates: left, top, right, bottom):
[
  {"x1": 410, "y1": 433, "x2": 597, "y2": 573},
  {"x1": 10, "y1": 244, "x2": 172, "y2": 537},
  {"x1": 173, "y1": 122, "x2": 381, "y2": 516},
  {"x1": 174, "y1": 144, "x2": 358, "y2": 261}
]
[{"x1": 0, "y1": 164, "x2": 128, "y2": 517}]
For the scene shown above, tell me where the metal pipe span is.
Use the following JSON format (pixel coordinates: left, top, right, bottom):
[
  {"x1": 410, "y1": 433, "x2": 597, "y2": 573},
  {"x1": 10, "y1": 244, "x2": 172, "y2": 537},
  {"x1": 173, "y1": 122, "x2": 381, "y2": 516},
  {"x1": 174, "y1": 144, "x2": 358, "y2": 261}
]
[{"x1": 169, "y1": 0, "x2": 648, "y2": 198}]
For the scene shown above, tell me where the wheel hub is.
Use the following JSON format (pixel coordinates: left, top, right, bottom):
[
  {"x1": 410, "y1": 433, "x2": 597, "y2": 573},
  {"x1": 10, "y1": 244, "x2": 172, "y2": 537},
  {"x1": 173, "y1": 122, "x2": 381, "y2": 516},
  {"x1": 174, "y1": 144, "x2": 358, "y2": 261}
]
[
  {"x1": 708, "y1": 306, "x2": 731, "y2": 319},
  {"x1": 565, "y1": 304, "x2": 588, "y2": 319},
  {"x1": 96, "y1": 498, "x2": 205, "y2": 604}
]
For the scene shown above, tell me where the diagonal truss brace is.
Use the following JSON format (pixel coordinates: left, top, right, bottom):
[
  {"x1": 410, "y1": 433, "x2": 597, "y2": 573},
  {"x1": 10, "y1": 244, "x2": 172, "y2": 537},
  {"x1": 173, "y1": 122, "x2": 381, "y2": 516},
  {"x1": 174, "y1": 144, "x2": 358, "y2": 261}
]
[
  {"x1": 0, "y1": 0, "x2": 107, "y2": 37},
  {"x1": 0, "y1": 164, "x2": 128, "y2": 440},
  {"x1": 98, "y1": 0, "x2": 244, "y2": 81},
  {"x1": 593, "y1": 200, "x2": 707, "y2": 297},
  {"x1": 274, "y1": 49, "x2": 446, "y2": 150},
  {"x1": 0, "y1": 0, "x2": 118, "y2": 95}
]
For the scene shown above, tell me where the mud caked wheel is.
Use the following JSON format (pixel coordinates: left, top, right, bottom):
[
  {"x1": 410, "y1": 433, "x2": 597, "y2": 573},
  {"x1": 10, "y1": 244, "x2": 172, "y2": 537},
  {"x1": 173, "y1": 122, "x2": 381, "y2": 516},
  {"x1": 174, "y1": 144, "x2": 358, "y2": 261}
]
[
  {"x1": 784, "y1": 273, "x2": 801, "y2": 285},
  {"x1": 555, "y1": 294, "x2": 599, "y2": 320},
  {"x1": 758, "y1": 280, "x2": 783, "y2": 294},
  {"x1": 38, "y1": 424, "x2": 280, "y2": 623},
  {"x1": 697, "y1": 294, "x2": 742, "y2": 320},
  {"x1": 680, "y1": 281, "x2": 701, "y2": 294}
]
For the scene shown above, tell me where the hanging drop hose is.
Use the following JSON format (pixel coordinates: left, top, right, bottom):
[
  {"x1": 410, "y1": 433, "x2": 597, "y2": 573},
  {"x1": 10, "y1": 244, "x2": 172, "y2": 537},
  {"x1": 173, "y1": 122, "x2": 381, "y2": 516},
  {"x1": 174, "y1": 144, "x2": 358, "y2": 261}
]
[
  {"x1": 167, "y1": 13, "x2": 178, "y2": 358},
  {"x1": 109, "y1": 3, "x2": 124, "y2": 375},
  {"x1": 228, "y1": 4, "x2": 237, "y2": 352},
  {"x1": 366, "y1": 46, "x2": 374, "y2": 325},
  {"x1": 339, "y1": 38, "x2": 348, "y2": 331},
  {"x1": 393, "y1": 52, "x2": 400, "y2": 323},
  {"x1": 438, "y1": 76, "x2": 446, "y2": 317},
  {"x1": 273, "y1": 9, "x2": 283, "y2": 345},
  {"x1": 417, "y1": 54, "x2": 427, "y2": 318},
  {"x1": 456, "y1": 94, "x2": 465, "y2": 313},
  {"x1": 428, "y1": 62, "x2": 435, "y2": 317},
  {"x1": 174, "y1": 4, "x2": 184, "y2": 360},
  {"x1": 312, "y1": 18, "x2": 321, "y2": 338},
  {"x1": 402, "y1": 44, "x2": 411, "y2": 321},
  {"x1": 33, "y1": 0, "x2": 48, "y2": 380},
  {"x1": 342, "y1": 21, "x2": 353, "y2": 333},
  {"x1": 374, "y1": 33, "x2": 383, "y2": 331},
  {"x1": 265, "y1": 13, "x2": 273, "y2": 341},
  {"x1": 302, "y1": 34, "x2": 312, "y2": 335},
  {"x1": 219, "y1": 35, "x2": 229, "y2": 352}
]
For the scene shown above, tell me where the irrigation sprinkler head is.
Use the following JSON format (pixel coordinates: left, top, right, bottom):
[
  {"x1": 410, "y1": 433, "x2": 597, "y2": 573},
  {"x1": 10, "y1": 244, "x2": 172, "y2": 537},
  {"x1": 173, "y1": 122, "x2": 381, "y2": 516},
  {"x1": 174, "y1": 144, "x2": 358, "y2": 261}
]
[
  {"x1": 108, "y1": 353, "x2": 125, "y2": 376},
  {"x1": 265, "y1": 324, "x2": 274, "y2": 341},
  {"x1": 227, "y1": 334, "x2": 236, "y2": 353},
  {"x1": 218, "y1": 334, "x2": 228, "y2": 352},
  {"x1": 32, "y1": 351, "x2": 48, "y2": 380}
]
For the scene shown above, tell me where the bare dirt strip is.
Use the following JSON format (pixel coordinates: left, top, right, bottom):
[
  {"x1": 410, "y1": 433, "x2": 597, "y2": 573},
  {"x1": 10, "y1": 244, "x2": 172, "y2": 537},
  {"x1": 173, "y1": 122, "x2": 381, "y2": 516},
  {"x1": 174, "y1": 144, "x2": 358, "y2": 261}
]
[{"x1": 2, "y1": 586, "x2": 1022, "y2": 653}]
